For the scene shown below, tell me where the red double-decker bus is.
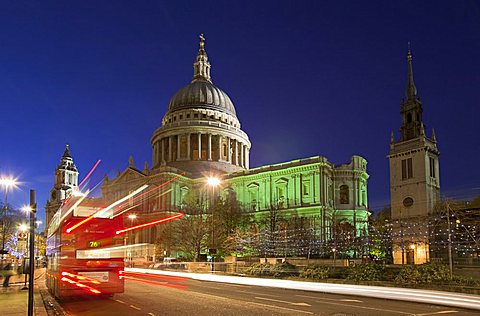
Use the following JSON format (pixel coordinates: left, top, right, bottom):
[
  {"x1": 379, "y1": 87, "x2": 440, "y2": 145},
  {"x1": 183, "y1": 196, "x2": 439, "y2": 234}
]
[{"x1": 46, "y1": 196, "x2": 125, "y2": 298}]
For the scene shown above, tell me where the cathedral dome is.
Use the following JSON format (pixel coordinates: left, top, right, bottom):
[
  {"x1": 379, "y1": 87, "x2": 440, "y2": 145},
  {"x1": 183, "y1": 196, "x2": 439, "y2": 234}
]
[
  {"x1": 167, "y1": 80, "x2": 236, "y2": 117},
  {"x1": 151, "y1": 35, "x2": 251, "y2": 177}
]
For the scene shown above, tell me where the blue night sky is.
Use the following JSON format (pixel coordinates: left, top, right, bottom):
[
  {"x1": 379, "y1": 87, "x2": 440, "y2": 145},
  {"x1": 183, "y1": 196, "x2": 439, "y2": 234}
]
[{"x1": 1, "y1": 1, "x2": 479, "y2": 230}]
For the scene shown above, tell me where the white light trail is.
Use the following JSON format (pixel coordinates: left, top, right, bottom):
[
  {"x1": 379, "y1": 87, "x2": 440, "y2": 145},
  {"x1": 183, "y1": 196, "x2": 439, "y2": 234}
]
[{"x1": 126, "y1": 268, "x2": 480, "y2": 311}]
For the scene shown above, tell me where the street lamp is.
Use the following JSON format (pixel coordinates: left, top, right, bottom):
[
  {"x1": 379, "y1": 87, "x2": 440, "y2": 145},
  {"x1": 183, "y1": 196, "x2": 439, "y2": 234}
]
[
  {"x1": 1, "y1": 177, "x2": 19, "y2": 257},
  {"x1": 206, "y1": 177, "x2": 220, "y2": 273}
]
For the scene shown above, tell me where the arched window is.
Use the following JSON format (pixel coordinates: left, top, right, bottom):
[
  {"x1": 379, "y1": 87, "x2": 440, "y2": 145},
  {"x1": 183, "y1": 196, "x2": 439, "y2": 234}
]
[
  {"x1": 407, "y1": 113, "x2": 412, "y2": 123},
  {"x1": 340, "y1": 185, "x2": 349, "y2": 204}
]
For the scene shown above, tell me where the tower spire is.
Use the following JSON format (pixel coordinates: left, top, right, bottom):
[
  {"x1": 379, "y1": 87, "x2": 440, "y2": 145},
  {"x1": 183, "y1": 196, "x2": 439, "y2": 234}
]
[
  {"x1": 405, "y1": 42, "x2": 417, "y2": 100},
  {"x1": 192, "y1": 33, "x2": 212, "y2": 83},
  {"x1": 63, "y1": 144, "x2": 72, "y2": 158}
]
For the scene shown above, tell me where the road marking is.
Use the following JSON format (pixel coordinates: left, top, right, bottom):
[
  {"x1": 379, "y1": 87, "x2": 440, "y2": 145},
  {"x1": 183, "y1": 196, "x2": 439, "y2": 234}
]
[
  {"x1": 314, "y1": 300, "x2": 414, "y2": 315},
  {"x1": 250, "y1": 302, "x2": 313, "y2": 314},
  {"x1": 240, "y1": 290, "x2": 282, "y2": 297},
  {"x1": 415, "y1": 311, "x2": 458, "y2": 316},
  {"x1": 114, "y1": 299, "x2": 126, "y2": 304},
  {"x1": 197, "y1": 284, "x2": 223, "y2": 290},
  {"x1": 129, "y1": 305, "x2": 141, "y2": 311},
  {"x1": 222, "y1": 283, "x2": 251, "y2": 288},
  {"x1": 255, "y1": 296, "x2": 311, "y2": 306},
  {"x1": 297, "y1": 294, "x2": 363, "y2": 303}
]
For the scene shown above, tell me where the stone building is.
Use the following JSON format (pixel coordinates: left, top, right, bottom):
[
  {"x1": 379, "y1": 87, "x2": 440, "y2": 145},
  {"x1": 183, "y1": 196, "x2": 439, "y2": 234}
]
[
  {"x1": 46, "y1": 36, "x2": 370, "y2": 258},
  {"x1": 388, "y1": 47, "x2": 441, "y2": 264},
  {"x1": 45, "y1": 145, "x2": 79, "y2": 228}
]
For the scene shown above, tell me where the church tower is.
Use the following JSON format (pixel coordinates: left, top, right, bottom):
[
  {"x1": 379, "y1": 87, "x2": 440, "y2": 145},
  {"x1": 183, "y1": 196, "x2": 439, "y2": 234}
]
[
  {"x1": 45, "y1": 144, "x2": 79, "y2": 229},
  {"x1": 388, "y1": 47, "x2": 440, "y2": 264}
]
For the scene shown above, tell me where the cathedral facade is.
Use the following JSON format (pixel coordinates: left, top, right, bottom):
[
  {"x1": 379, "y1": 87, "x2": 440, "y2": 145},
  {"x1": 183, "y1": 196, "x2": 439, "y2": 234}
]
[{"x1": 47, "y1": 37, "x2": 370, "y2": 258}]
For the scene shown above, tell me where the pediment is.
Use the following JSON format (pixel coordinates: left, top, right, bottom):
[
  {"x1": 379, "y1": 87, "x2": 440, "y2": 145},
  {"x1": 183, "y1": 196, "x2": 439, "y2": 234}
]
[{"x1": 111, "y1": 167, "x2": 146, "y2": 185}]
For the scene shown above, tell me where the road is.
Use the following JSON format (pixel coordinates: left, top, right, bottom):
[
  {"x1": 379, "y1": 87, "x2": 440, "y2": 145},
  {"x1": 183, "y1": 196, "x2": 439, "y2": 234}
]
[{"x1": 58, "y1": 272, "x2": 479, "y2": 316}]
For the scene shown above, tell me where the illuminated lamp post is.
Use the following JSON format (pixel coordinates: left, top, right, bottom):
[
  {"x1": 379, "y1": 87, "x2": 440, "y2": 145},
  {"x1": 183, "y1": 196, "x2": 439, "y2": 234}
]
[
  {"x1": 0, "y1": 177, "x2": 19, "y2": 257},
  {"x1": 207, "y1": 177, "x2": 220, "y2": 273},
  {"x1": 410, "y1": 244, "x2": 415, "y2": 264}
]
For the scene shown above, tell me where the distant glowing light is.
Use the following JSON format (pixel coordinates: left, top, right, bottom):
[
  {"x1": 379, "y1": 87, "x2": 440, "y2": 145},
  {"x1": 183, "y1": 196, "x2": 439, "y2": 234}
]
[
  {"x1": 19, "y1": 224, "x2": 28, "y2": 232},
  {"x1": 0, "y1": 177, "x2": 19, "y2": 189},
  {"x1": 207, "y1": 177, "x2": 220, "y2": 187},
  {"x1": 116, "y1": 213, "x2": 184, "y2": 235},
  {"x1": 128, "y1": 214, "x2": 137, "y2": 220},
  {"x1": 21, "y1": 205, "x2": 32, "y2": 213}
]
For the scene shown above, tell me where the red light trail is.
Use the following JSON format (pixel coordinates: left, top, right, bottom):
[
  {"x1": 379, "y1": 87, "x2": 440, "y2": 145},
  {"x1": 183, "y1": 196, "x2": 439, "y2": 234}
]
[
  {"x1": 61, "y1": 271, "x2": 101, "y2": 284},
  {"x1": 78, "y1": 159, "x2": 101, "y2": 188},
  {"x1": 65, "y1": 184, "x2": 148, "y2": 233},
  {"x1": 61, "y1": 276, "x2": 102, "y2": 294},
  {"x1": 115, "y1": 213, "x2": 184, "y2": 235}
]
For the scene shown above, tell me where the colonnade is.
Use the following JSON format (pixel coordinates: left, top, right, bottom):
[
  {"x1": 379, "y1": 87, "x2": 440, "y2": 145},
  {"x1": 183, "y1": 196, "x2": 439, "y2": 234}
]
[{"x1": 152, "y1": 133, "x2": 249, "y2": 168}]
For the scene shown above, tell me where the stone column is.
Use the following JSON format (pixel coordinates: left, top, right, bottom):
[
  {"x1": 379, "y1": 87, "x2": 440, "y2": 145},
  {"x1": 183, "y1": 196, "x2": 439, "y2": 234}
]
[
  {"x1": 240, "y1": 142, "x2": 244, "y2": 167},
  {"x1": 234, "y1": 140, "x2": 238, "y2": 165},
  {"x1": 197, "y1": 133, "x2": 202, "y2": 160},
  {"x1": 187, "y1": 133, "x2": 191, "y2": 160},
  {"x1": 177, "y1": 135, "x2": 181, "y2": 160},
  {"x1": 245, "y1": 147, "x2": 249, "y2": 169},
  {"x1": 218, "y1": 135, "x2": 222, "y2": 161},
  {"x1": 153, "y1": 143, "x2": 157, "y2": 166},
  {"x1": 161, "y1": 138, "x2": 165, "y2": 164},
  {"x1": 227, "y1": 137, "x2": 231, "y2": 163},
  {"x1": 168, "y1": 136, "x2": 172, "y2": 162},
  {"x1": 207, "y1": 134, "x2": 212, "y2": 160}
]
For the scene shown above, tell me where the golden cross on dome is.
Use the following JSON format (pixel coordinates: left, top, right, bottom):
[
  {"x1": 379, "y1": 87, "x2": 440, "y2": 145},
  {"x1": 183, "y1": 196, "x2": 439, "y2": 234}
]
[{"x1": 199, "y1": 33, "x2": 205, "y2": 49}]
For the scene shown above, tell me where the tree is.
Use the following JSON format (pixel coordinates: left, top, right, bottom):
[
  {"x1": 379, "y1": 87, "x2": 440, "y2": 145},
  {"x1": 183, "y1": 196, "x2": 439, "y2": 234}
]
[
  {"x1": 172, "y1": 191, "x2": 210, "y2": 261},
  {"x1": 211, "y1": 189, "x2": 252, "y2": 256},
  {"x1": 369, "y1": 207, "x2": 393, "y2": 262},
  {"x1": 1, "y1": 203, "x2": 24, "y2": 255}
]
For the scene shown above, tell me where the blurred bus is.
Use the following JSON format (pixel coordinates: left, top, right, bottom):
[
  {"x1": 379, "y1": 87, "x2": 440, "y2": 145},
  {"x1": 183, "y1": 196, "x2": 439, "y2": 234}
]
[{"x1": 46, "y1": 196, "x2": 125, "y2": 298}]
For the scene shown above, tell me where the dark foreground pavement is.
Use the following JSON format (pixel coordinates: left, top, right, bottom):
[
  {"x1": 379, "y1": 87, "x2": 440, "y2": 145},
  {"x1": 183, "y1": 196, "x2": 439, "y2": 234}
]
[{"x1": 0, "y1": 268, "x2": 48, "y2": 316}]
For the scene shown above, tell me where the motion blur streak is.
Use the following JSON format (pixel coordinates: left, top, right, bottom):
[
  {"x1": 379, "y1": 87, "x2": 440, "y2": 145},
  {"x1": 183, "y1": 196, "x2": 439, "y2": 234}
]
[
  {"x1": 61, "y1": 271, "x2": 101, "y2": 284},
  {"x1": 115, "y1": 213, "x2": 184, "y2": 235},
  {"x1": 66, "y1": 184, "x2": 148, "y2": 233},
  {"x1": 113, "y1": 188, "x2": 173, "y2": 218},
  {"x1": 127, "y1": 268, "x2": 480, "y2": 311},
  {"x1": 61, "y1": 276, "x2": 102, "y2": 294},
  {"x1": 122, "y1": 275, "x2": 188, "y2": 290},
  {"x1": 124, "y1": 270, "x2": 187, "y2": 282},
  {"x1": 118, "y1": 172, "x2": 185, "y2": 209},
  {"x1": 59, "y1": 189, "x2": 90, "y2": 222},
  {"x1": 78, "y1": 159, "x2": 101, "y2": 188}
]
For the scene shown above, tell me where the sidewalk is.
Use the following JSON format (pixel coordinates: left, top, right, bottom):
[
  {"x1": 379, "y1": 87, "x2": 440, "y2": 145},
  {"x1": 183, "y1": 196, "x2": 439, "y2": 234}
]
[{"x1": 0, "y1": 268, "x2": 49, "y2": 315}]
